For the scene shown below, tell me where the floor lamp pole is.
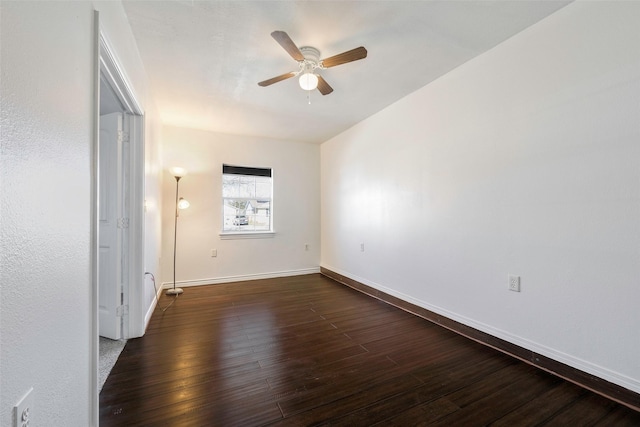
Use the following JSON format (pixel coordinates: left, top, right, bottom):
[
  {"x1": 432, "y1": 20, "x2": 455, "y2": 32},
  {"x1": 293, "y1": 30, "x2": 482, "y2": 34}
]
[{"x1": 167, "y1": 175, "x2": 184, "y2": 295}]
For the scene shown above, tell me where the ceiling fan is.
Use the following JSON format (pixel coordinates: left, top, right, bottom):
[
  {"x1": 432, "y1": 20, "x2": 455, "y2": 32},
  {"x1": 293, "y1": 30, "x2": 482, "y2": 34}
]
[{"x1": 258, "y1": 31, "x2": 367, "y2": 95}]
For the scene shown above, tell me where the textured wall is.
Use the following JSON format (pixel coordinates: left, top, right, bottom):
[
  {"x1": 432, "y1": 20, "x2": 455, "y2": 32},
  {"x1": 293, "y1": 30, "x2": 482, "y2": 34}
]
[
  {"x1": 0, "y1": 2, "x2": 94, "y2": 425},
  {"x1": 321, "y1": 1, "x2": 640, "y2": 393},
  {"x1": 1, "y1": 2, "x2": 163, "y2": 425}
]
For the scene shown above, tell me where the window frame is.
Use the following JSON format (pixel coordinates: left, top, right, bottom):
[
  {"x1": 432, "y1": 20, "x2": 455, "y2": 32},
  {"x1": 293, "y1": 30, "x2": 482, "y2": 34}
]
[{"x1": 219, "y1": 164, "x2": 275, "y2": 239}]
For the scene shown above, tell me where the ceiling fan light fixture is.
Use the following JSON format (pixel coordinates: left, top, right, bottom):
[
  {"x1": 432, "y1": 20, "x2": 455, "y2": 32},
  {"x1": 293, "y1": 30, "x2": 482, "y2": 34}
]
[{"x1": 299, "y1": 72, "x2": 318, "y2": 91}]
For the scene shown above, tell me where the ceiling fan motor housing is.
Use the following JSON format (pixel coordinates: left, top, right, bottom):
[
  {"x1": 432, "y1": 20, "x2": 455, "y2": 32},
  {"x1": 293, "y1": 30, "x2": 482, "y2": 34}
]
[
  {"x1": 299, "y1": 46, "x2": 320, "y2": 62},
  {"x1": 299, "y1": 46, "x2": 322, "y2": 72}
]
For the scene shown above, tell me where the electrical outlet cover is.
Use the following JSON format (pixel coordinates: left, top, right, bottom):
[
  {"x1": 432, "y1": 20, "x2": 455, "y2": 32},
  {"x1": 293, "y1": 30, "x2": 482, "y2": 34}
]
[
  {"x1": 509, "y1": 275, "x2": 521, "y2": 292},
  {"x1": 14, "y1": 387, "x2": 33, "y2": 427}
]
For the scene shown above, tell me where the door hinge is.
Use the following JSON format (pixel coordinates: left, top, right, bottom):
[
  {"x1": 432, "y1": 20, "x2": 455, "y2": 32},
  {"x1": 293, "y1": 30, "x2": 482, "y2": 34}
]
[
  {"x1": 116, "y1": 305, "x2": 129, "y2": 317},
  {"x1": 117, "y1": 217, "x2": 130, "y2": 229},
  {"x1": 118, "y1": 130, "x2": 130, "y2": 143}
]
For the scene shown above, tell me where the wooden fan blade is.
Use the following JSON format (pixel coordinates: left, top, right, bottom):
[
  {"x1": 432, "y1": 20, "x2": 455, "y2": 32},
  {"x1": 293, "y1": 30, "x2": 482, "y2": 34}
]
[
  {"x1": 271, "y1": 31, "x2": 304, "y2": 61},
  {"x1": 317, "y1": 75, "x2": 333, "y2": 95},
  {"x1": 258, "y1": 72, "x2": 296, "y2": 87},
  {"x1": 321, "y1": 46, "x2": 367, "y2": 68}
]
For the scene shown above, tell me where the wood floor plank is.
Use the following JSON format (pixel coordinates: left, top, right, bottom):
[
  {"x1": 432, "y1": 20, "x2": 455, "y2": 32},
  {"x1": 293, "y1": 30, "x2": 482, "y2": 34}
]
[
  {"x1": 541, "y1": 392, "x2": 623, "y2": 426},
  {"x1": 489, "y1": 381, "x2": 588, "y2": 426},
  {"x1": 429, "y1": 368, "x2": 562, "y2": 426},
  {"x1": 592, "y1": 404, "x2": 640, "y2": 427},
  {"x1": 273, "y1": 373, "x2": 425, "y2": 426},
  {"x1": 375, "y1": 397, "x2": 461, "y2": 426},
  {"x1": 99, "y1": 274, "x2": 639, "y2": 426}
]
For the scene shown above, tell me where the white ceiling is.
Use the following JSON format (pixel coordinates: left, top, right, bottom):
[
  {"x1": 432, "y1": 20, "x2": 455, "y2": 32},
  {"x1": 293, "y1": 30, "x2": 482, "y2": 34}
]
[{"x1": 122, "y1": 1, "x2": 571, "y2": 144}]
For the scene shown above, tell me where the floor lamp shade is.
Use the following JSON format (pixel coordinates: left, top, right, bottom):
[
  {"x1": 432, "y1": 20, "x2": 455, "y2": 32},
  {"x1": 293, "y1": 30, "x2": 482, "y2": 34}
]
[{"x1": 169, "y1": 166, "x2": 187, "y2": 178}]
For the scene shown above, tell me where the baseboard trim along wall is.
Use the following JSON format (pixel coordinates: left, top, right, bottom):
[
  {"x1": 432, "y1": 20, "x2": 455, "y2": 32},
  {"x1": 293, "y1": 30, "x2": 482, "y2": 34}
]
[
  {"x1": 320, "y1": 266, "x2": 640, "y2": 412},
  {"x1": 161, "y1": 267, "x2": 321, "y2": 289},
  {"x1": 144, "y1": 278, "x2": 164, "y2": 332}
]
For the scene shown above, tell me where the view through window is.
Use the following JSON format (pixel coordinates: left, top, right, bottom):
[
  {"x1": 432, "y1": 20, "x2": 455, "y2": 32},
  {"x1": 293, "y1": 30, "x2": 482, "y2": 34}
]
[{"x1": 222, "y1": 165, "x2": 272, "y2": 232}]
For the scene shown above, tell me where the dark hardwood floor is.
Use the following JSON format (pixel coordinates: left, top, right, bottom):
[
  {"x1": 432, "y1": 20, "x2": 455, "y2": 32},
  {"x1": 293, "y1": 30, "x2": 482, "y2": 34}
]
[{"x1": 100, "y1": 274, "x2": 640, "y2": 426}]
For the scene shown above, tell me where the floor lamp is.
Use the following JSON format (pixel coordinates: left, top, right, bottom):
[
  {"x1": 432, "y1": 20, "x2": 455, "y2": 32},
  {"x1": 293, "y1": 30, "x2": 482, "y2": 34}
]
[{"x1": 167, "y1": 167, "x2": 190, "y2": 295}]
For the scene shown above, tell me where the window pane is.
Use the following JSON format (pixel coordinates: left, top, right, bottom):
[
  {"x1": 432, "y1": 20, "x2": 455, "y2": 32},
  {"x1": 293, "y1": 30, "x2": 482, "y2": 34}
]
[
  {"x1": 255, "y1": 177, "x2": 271, "y2": 198},
  {"x1": 222, "y1": 166, "x2": 272, "y2": 232},
  {"x1": 238, "y1": 176, "x2": 256, "y2": 198},
  {"x1": 248, "y1": 200, "x2": 270, "y2": 230},
  {"x1": 222, "y1": 175, "x2": 238, "y2": 198},
  {"x1": 223, "y1": 198, "x2": 270, "y2": 231}
]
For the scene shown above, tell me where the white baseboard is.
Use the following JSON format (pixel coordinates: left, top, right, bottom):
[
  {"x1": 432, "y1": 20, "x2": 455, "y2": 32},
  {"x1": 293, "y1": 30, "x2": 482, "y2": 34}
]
[
  {"x1": 161, "y1": 267, "x2": 321, "y2": 289},
  {"x1": 143, "y1": 281, "x2": 164, "y2": 331}
]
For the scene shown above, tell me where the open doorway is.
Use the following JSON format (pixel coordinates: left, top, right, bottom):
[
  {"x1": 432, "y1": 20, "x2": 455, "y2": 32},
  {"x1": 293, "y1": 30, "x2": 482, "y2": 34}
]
[
  {"x1": 97, "y1": 77, "x2": 128, "y2": 389},
  {"x1": 99, "y1": 76, "x2": 127, "y2": 340},
  {"x1": 95, "y1": 29, "x2": 145, "y2": 391}
]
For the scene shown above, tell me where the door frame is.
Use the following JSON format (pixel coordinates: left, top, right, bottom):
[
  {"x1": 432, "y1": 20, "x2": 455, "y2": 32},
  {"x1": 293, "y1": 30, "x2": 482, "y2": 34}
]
[
  {"x1": 91, "y1": 10, "x2": 145, "y2": 424},
  {"x1": 98, "y1": 23, "x2": 145, "y2": 339}
]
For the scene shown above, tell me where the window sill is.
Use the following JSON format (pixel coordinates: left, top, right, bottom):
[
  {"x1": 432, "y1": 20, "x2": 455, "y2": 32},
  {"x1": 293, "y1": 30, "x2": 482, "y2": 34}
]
[{"x1": 219, "y1": 231, "x2": 275, "y2": 240}]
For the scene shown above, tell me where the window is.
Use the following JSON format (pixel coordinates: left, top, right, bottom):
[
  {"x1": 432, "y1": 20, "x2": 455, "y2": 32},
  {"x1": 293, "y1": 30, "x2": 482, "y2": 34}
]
[{"x1": 222, "y1": 164, "x2": 272, "y2": 233}]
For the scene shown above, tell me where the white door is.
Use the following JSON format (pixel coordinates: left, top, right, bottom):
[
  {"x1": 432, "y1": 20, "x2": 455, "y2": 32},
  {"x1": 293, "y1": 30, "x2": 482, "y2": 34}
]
[{"x1": 99, "y1": 112, "x2": 123, "y2": 339}]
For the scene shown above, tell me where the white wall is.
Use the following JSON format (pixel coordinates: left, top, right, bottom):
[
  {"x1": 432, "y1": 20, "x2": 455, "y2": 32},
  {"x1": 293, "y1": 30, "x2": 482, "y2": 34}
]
[
  {"x1": 143, "y1": 116, "x2": 164, "y2": 319},
  {"x1": 0, "y1": 1, "x2": 162, "y2": 425},
  {"x1": 161, "y1": 126, "x2": 320, "y2": 286},
  {"x1": 321, "y1": 1, "x2": 640, "y2": 394},
  {"x1": 0, "y1": 2, "x2": 95, "y2": 425}
]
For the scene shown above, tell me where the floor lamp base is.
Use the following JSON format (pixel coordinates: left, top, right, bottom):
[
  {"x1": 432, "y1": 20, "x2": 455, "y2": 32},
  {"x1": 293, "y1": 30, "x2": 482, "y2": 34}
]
[{"x1": 166, "y1": 288, "x2": 184, "y2": 296}]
